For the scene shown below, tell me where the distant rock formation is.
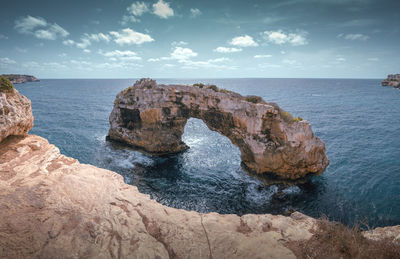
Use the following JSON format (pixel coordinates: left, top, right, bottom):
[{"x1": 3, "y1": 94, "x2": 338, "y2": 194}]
[
  {"x1": 108, "y1": 78, "x2": 329, "y2": 179},
  {"x1": 0, "y1": 76, "x2": 33, "y2": 142},
  {"x1": 2, "y1": 74, "x2": 39, "y2": 84},
  {"x1": 382, "y1": 74, "x2": 400, "y2": 88}
]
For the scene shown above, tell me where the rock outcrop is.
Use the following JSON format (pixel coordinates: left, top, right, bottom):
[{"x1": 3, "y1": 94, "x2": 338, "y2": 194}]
[
  {"x1": 0, "y1": 134, "x2": 319, "y2": 258},
  {"x1": 2, "y1": 74, "x2": 39, "y2": 84},
  {"x1": 108, "y1": 78, "x2": 329, "y2": 179},
  {"x1": 0, "y1": 83, "x2": 34, "y2": 142},
  {"x1": 382, "y1": 74, "x2": 400, "y2": 88}
]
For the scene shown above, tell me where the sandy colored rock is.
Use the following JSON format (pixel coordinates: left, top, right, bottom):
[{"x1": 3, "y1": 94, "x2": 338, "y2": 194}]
[
  {"x1": 0, "y1": 90, "x2": 34, "y2": 142},
  {"x1": 363, "y1": 225, "x2": 400, "y2": 243},
  {"x1": 108, "y1": 78, "x2": 329, "y2": 179},
  {"x1": 0, "y1": 135, "x2": 319, "y2": 258}
]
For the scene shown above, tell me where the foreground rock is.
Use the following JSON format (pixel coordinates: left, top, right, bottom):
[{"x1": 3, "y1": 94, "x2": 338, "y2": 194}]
[
  {"x1": 2, "y1": 74, "x2": 39, "y2": 84},
  {"x1": 0, "y1": 134, "x2": 319, "y2": 258},
  {"x1": 382, "y1": 74, "x2": 400, "y2": 88},
  {"x1": 0, "y1": 78, "x2": 34, "y2": 142},
  {"x1": 108, "y1": 78, "x2": 329, "y2": 179}
]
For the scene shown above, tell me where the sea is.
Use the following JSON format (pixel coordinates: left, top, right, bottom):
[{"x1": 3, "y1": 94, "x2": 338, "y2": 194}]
[{"x1": 15, "y1": 78, "x2": 400, "y2": 227}]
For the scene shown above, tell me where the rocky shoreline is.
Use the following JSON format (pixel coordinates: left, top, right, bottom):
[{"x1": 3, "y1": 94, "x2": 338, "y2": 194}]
[
  {"x1": 0, "y1": 77, "x2": 399, "y2": 258},
  {"x1": 2, "y1": 74, "x2": 39, "y2": 84},
  {"x1": 382, "y1": 74, "x2": 400, "y2": 88}
]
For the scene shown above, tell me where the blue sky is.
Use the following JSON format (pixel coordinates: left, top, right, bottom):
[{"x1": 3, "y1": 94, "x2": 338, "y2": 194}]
[{"x1": 0, "y1": 0, "x2": 399, "y2": 78}]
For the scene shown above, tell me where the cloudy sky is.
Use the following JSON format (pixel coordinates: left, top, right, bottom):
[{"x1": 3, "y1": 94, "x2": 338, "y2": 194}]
[{"x1": 0, "y1": 0, "x2": 399, "y2": 78}]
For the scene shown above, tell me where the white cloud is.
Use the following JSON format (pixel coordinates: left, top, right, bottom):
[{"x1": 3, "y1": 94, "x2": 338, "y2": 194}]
[
  {"x1": 0, "y1": 57, "x2": 16, "y2": 65},
  {"x1": 338, "y1": 33, "x2": 369, "y2": 41},
  {"x1": 148, "y1": 47, "x2": 235, "y2": 70},
  {"x1": 180, "y1": 58, "x2": 235, "y2": 70},
  {"x1": 99, "y1": 50, "x2": 142, "y2": 60},
  {"x1": 282, "y1": 59, "x2": 299, "y2": 65},
  {"x1": 172, "y1": 41, "x2": 188, "y2": 46},
  {"x1": 171, "y1": 47, "x2": 197, "y2": 60},
  {"x1": 15, "y1": 15, "x2": 47, "y2": 34},
  {"x1": 85, "y1": 33, "x2": 111, "y2": 42},
  {"x1": 335, "y1": 57, "x2": 346, "y2": 62},
  {"x1": 163, "y1": 63, "x2": 175, "y2": 68},
  {"x1": 153, "y1": 0, "x2": 174, "y2": 19},
  {"x1": 259, "y1": 63, "x2": 281, "y2": 69},
  {"x1": 254, "y1": 54, "x2": 272, "y2": 58},
  {"x1": 214, "y1": 47, "x2": 242, "y2": 53},
  {"x1": 190, "y1": 8, "x2": 202, "y2": 18},
  {"x1": 15, "y1": 16, "x2": 69, "y2": 40},
  {"x1": 34, "y1": 29, "x2": 55, "y2": 40},
  {"x1": 122, "y1": 2, "x2": 150, "y2": 24},
  {"x1": 121, "y1": 15, "x2": 140, "y2": 24},
  {"x1": 127, "y1": 2, "x2": 149, "y2": 16},
  {"x1": 83, "y1": 49, "x2": 91, "y2": 53},
  {"x1": 62, "y1": 39, "x2": 75, "y2": 46},
  {"x1": 110, "y1": 28, "x2": 154, "y2": 45},
  {"x1": 367, "y1": 57, "x2": 379, "y2": 61},
  {"x1": 230, "y1": 35, "x2": 258, "y2": 47},
  {"x1": 76, "y1": 38, "x2": 91, "y2": 49},
  {"x1": 0, "y1": 34, "x2": 8, "y2": 40},
  {"x1": 62, "y1": 33, "x2": 110, "y2": 52},
  {"x1": 262, "y1": 30, "x2": 308, "y2": 46}
]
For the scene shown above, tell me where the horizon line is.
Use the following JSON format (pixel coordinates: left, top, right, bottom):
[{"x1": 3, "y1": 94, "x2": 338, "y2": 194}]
[{"x1": 31, "y1": 77, "x2": 384, "y2": 80}]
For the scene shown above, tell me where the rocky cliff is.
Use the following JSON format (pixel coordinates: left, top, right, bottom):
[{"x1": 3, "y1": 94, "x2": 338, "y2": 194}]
[
  {"x1": 2, "y1": 74, "x2": 39, "y2": 84},
  {"x1": 0, "y1": 134, "x2": 319, "y2": 258},
  {"x1": 108, "y1": 78, "x2": 329, "y2": 179},
  {"x1": 382, "y1": 74, "x2": 400, "y2": 88},
  {"x1": 0, "y1": 77, "x2": 34, "y2": 142}
]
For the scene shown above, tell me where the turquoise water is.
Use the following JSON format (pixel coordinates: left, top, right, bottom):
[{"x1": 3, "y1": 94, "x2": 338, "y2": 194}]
[{"x1": 16, "y1": 78, "x2": 400, "y2": 227}]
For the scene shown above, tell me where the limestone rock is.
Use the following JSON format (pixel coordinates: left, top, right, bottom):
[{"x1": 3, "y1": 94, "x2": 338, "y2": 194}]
[
  {"x1": 0, "y1": 135, "x2": 318, "y2": 258},
  {"x1": 0, "y1": 89, "x2": 34, "y2": 142},
  {"x1": 382, "y1": 74, "x2": 400, "y2": 88},
  {"x1": 108, "y1": 78, "x2": 329, "y2": 179},
  {"x1": 363, "y1": 225, "x2": 400, "y2": 244}
]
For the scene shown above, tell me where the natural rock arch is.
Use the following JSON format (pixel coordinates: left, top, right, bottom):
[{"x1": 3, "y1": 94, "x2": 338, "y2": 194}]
[{"x1": 107, "y1": 79, "x2": 329, "y2": 179}]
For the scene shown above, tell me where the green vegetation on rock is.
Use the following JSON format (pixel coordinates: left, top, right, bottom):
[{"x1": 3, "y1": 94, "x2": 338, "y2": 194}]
[
  {"x1": 193, "y1": 83, "x2": 205, "y2": 88},
  {"x1": 208, "y1": 85, "x2": 219, "y2": 91},
  {"x1": 245, "y1": 95, "x2": 264, "y2": 104},
  {"x1": 0, "y1": 75, "x2": 14, "y2": 92}
]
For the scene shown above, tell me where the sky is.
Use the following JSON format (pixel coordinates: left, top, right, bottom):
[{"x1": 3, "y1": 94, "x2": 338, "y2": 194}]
[{"x1": 0, "y1": 0, "x2": 399, "y2": 78}]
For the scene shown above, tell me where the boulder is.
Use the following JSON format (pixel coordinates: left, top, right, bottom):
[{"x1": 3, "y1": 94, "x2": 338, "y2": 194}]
[{"x1": 0, "y1": 77, "x2": 33, "y2": 142}]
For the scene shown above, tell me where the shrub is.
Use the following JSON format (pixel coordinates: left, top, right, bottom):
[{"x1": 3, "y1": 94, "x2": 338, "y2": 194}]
[
  {"x1": 193, "y1": 83, "x2": 205, "y2": 88},
  {"x1": 289, "y1": 217, "x2": 400, "y2": 259},
  {"x1": 280, "y1": 110, "x2": 294, "y2": 123},
  {"x1": 0, "y1": 75, "x2": 14, "y2": 92},
  {"x1": 245, "y1": 95, "x2": 264, "y2": 104},
  {"x1": 293, "y1": 117, "x2": 303, "y2": 122},
  {"x1": 208, "y1": 84, "x2": 219, "y2": 92},
  {"x1": 219, "y1": 88, "x2": 233, "y2": 94}
]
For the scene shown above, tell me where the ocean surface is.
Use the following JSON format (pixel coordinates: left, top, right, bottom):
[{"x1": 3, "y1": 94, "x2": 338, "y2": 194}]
[{"x1": 16, "y1": 78, "x2": 400, "y2": 227}]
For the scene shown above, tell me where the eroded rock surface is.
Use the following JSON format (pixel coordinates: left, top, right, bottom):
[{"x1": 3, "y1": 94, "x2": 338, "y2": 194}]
[
  {"x1": 0, "y1": 90, "x2": 34, "y2": 142},
  {"x1": 363, "y1": 225, "x2": 400, "y2": 243},
  {"x1": 108, "y1": 78, "x2": 329, "y2": 179},
  {"x1": 0, "y1": 135, "x2": 318, "y2": 258}
]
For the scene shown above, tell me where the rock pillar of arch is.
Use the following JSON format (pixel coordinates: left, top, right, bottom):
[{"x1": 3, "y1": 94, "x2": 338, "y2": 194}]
[{"x1": 107, "y1": 79, "x2": 329, "y2": 179}]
